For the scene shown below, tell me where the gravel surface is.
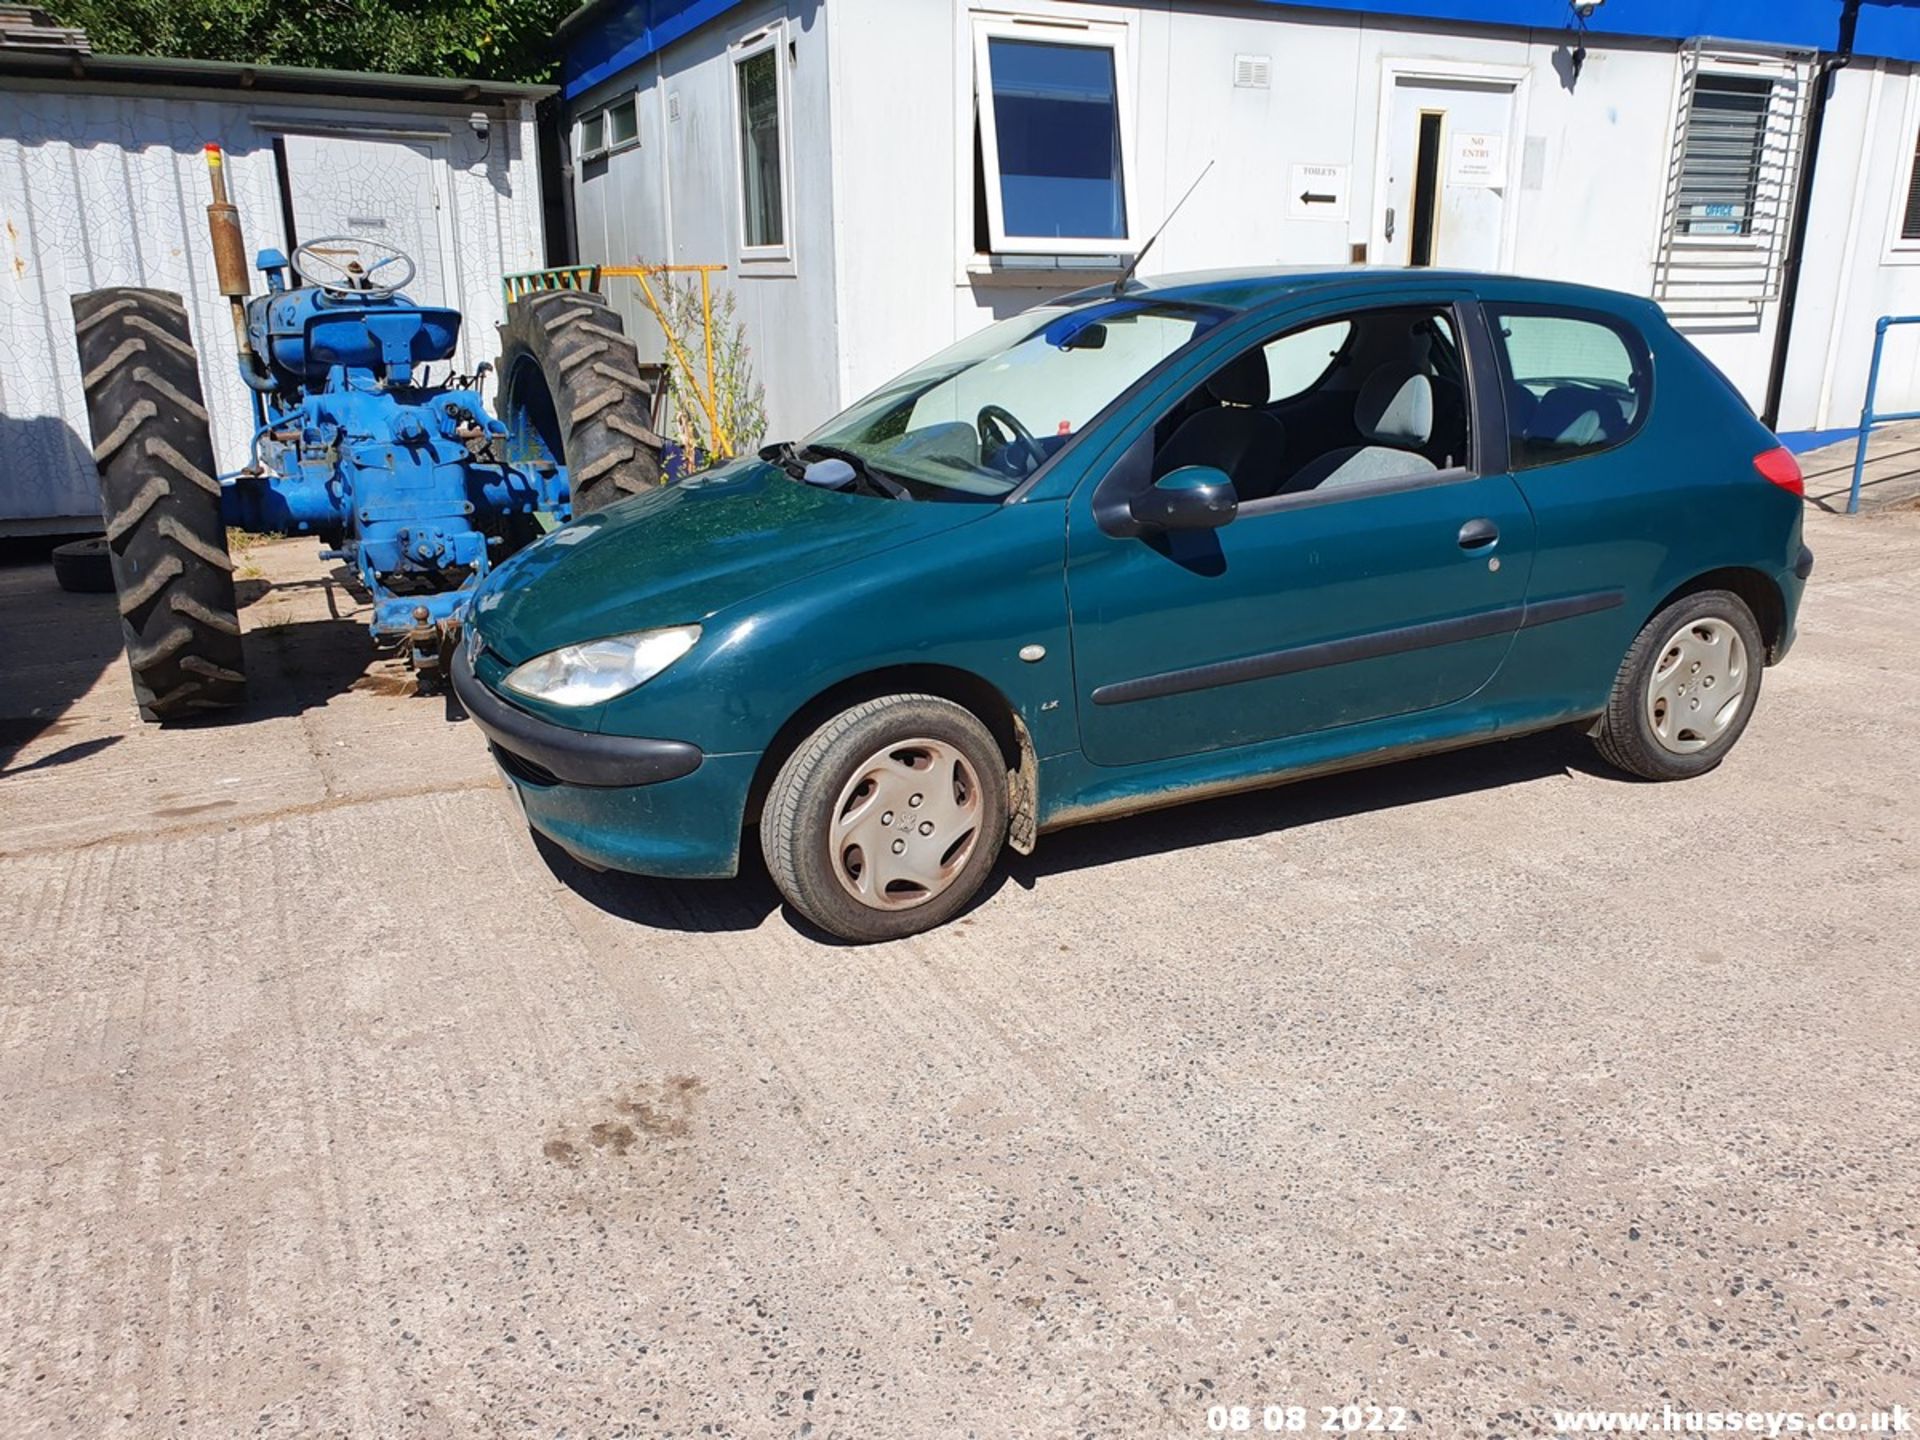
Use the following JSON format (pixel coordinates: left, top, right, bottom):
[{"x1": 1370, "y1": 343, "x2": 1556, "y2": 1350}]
[{"x1": 2, "y1": 510, "x2": 1915, "y2": 1439}]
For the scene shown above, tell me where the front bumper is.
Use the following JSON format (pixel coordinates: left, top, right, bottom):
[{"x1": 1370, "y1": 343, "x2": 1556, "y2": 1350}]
[
  {"x1": 452, "y1": 647, "x2": 755, "y2": 879},
  {"x1": 453, "y1": 646, "x2": 702, "y2": 787}
]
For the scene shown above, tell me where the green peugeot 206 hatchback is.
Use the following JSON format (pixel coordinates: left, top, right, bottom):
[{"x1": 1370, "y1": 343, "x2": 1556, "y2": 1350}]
[{"x1": 454, "y1": 269, "x2": 1812, "y2": 943}]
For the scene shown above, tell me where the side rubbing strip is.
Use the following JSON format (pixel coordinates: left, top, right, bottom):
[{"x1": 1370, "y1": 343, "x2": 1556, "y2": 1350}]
[{"x1": 1090, "y1": 589, "x2": 1624, "y2": 707}]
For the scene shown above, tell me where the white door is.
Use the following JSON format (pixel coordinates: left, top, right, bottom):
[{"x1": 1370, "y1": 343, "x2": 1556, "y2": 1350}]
[
  {"x1": 278, "y1": 132, "x2": 466, "y2": 365},
  {"x1": 1379, "y1": 78, "x2": 1517, "y2": 270}
]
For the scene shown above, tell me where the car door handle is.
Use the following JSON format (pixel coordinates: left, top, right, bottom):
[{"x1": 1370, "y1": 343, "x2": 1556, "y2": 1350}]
[{"x1": 1457, "y1": 518, "x2": 1499, "y2": 549}]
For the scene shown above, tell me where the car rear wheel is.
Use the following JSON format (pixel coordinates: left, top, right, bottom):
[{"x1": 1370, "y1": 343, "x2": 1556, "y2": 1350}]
[
  {"x1": 761, "y1": 694, "x2": 1009, "y2": 942},
  {"x1": 1592, "y1": 589, "x2": 1764, "y2": 781}
]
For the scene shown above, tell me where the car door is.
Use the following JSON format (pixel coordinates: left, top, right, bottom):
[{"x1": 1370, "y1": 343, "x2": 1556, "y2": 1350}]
[{"x1": 1065, "y1": 293, "x2": 1537, "y2": 769}]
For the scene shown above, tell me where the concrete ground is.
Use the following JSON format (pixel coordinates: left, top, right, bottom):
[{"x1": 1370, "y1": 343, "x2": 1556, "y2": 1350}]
[
  {"x1": 1, "y1": 509, "x2": 1916, "y2": 1440},
  {"x1": 1797, "y1": 418, "x2": 1920, "y2": 514}
]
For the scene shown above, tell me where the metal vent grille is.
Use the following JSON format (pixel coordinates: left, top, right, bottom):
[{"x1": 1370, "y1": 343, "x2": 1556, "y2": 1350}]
[
  {"x1": 1653, "y1": 40, "x2": 1814, "y2": 316},
  {"x1": 1233, "y1": 54, "x2": 1271, "y2": 89}
]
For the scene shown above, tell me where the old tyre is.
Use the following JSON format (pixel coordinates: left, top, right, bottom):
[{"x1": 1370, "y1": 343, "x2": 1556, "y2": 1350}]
[
  {"x1": 71, "y1": 288, "x2": 245, "y2": 723},
  {"x1": 497, "y1": 289, "x2": 662, "y2": 516},
  {"x1": 761, "y1": 695, "x2": 1010, "y2": 943},
  {"x1": 1592, "y1": 588, "x2": 1764, "y2": 781},
  {"x1": 51, "y1": 536, "x2": 114, "y2": 593}
]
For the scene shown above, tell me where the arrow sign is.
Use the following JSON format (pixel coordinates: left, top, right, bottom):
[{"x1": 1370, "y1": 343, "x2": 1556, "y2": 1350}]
[{"x1": 1288, "y1": 163, "x2": 1350, "y2": 221}]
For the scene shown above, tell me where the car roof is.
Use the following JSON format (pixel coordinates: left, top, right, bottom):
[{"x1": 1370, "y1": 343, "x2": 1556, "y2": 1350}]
[{"x1": 1057, "y1": 266, "x2": 1660, "y2": 319}]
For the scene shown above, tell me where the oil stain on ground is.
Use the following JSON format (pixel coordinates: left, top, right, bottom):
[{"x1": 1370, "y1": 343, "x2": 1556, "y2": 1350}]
[{"x1": 543, "y1": 1075, "x2": 706, "y2": 1166}]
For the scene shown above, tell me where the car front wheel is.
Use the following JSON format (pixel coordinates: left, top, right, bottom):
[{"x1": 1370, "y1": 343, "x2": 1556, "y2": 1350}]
[
  {"x1": 1592, "y1": 588, "x2": 1766, "y2": 781},
  {"x1": 761, "y1": 694, "x2": 1009, "y2": 942}
]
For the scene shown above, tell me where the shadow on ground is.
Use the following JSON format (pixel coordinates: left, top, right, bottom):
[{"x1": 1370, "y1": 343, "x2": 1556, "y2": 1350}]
[
  {"x1": 0, "y1": 537, "x2": 122, "y2": 774},
  {"x1": 546, "y1": 722, "x2": 1608, "y2": 940}
]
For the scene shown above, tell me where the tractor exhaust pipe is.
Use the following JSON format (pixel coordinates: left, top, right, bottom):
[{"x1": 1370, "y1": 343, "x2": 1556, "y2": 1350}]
[{"x1": 202, "y1": 143, "x2": 251, "y2": 357}]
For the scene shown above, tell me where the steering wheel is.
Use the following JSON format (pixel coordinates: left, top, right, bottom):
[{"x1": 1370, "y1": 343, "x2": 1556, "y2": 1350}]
[
  {"x1": 977, "y1": 403, "x2": 1045, "y2": 476},
  {"x1": 292, "y1": 237, "x2": 417, "y2": 298}
]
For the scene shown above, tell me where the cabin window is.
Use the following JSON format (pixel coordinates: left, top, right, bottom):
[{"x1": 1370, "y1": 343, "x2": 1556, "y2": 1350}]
[
  {"x1": 1676, "y1": 74, "x2": 1773, "y2": 237},
  {"x1": 732, "y1": 28, "x2": 790, "y2": 255},
  {"x1": 972, "y1": 18, "x2": 1135, "y2": 257}
]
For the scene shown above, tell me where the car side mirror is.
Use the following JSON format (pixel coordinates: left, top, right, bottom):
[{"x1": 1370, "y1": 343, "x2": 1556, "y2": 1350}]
[{"x1": 1128, "y1": 466, "x2": 1238, "y2": 531}]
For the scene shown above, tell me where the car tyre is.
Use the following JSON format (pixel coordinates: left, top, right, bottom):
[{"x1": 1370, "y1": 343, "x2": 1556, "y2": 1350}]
[
  {"x1": 1592, "y1": 588, "x2": 1765, "y2": 781},
  {"x1": 762, "y1": 694, "x2": 1009, "y2": 943}
]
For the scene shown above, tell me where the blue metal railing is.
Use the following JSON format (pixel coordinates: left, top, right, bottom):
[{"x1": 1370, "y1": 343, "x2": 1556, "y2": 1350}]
[{"x1": 1849, "y1": 313, "x2": 1920, "y2": 514}]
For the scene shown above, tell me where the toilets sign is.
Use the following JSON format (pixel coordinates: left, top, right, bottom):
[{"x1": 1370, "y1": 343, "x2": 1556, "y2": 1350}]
[{"x1": 1288, "y1": 163, "x2": 1351, "y2": 220}]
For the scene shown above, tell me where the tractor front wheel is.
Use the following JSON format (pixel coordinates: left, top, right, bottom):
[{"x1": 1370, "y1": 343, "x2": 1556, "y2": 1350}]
[
  {"x1": 71, "y1": 288, "x2": 245, "y2": 723},
  {"x1": 497, "y1": 289, "x2": 662, "y2": 516}
]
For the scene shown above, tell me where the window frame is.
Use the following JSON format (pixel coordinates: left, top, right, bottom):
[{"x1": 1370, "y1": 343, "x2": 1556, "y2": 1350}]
[
  {"x1": 970, "y1": 13, "x2": 1139, "y2": 259},
  {"x1": 1884, "y1": 74, "x2": 1920, "y2": 261},
  {"x1": 575, "y1": 92, "x2": 640, "y2": 163},
  {"x1": 1482, "y1": 301, "x2": 1654, "y2": 473},
  {"x1": 729, "y1": 22, "x2": 795, "y2": 270},
  {"x1": 1084, "y1": 296, "x2": 1497, "y2": 529},
  {"x1": 577, "y1": 109, "x2": 608, "y2": 161},
  {"x1": 605, "y1": 94, "x2": 640, "y2": 152}
]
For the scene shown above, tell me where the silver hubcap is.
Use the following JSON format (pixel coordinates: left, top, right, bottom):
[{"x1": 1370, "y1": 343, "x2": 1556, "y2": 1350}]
[
  {"x1": 1645, "y1": 616, "x2": 1749, "y2": 755},
  {"x1": 829, "y1": 738, "x2": 983, "y2": 911}
]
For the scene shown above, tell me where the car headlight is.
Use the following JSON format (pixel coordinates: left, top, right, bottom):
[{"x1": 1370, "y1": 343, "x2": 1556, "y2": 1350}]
[{"x1": 501, "y1": 624, "x2": 700, "y2": 707}]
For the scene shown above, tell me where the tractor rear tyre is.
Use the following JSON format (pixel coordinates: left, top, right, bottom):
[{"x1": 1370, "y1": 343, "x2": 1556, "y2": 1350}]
[
  {"x1": 51, "y1": 536, "x2": 114, "y2": 593},
  {"x1": 497, "y1": 289, "x2": 662, "y2": 516},
  {"x1": 71, "y1": 288, "x2": 246, "y2": 723}
]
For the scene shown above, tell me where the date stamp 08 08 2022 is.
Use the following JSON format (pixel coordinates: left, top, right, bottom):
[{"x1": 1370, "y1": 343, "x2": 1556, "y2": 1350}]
[{"x1": 1205, "y1": 1403, "x2": 1411, "y2": 1434}]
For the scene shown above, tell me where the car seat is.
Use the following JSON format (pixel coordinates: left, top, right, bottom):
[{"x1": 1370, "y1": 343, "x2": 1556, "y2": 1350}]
[
  {"x1": 1279, "y1": 364, "x2": 1437, "y2": 493},
  {"x1": 1155, "y1": 348, "x2": 1288, "y2": 495}
]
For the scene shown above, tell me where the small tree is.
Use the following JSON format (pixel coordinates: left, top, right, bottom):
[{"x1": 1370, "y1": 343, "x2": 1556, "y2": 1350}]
[{"x1": 638, "y1": 268, "x2": 766, "y2": 465}]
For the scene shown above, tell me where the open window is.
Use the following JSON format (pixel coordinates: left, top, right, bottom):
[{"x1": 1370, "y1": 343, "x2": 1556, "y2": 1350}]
[
  {"x1": 972, "y1": 16, "x2": 1136, "y2": 257},
  {"x1": 731, "y1": 25, "x2": 791, "y2": 261},
  {"x1": 1147, "y1": 306, "x2": 1471, "y2": 506}
]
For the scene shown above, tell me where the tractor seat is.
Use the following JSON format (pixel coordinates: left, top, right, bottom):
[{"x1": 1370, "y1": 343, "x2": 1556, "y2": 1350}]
[{"x1": 1280, "y1": 364, "x2": 1437, "y2": 494}]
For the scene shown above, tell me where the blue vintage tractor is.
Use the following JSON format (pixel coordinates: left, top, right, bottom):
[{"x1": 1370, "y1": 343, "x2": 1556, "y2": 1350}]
[{"x1": 69, "y1": 159, "x2": 659, "y2": 722}]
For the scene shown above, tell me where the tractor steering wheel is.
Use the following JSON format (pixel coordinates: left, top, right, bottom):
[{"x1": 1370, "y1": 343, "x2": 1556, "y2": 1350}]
[
  {"x1": 977, "y1": 403, "x2": 1044, "y2": 476},
  {"x1": 292, "y1": 237, "x2": 417, "y2": 298}
]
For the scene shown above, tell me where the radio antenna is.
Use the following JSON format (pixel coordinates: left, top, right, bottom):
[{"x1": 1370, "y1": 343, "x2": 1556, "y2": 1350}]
[{"x1": 1112, "y1": 160, "x2": 1213, "y2": 296}]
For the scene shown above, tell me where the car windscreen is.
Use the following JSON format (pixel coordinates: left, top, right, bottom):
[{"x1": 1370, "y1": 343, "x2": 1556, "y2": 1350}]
[{"x1": 800, "y1": 299, "x2": 1228, "y2": 499}]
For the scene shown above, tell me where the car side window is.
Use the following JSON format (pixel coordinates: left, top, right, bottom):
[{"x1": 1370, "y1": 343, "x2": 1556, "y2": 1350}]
[
  {"x1": 1261, "y1": 319, "x2": 1351, "y2": 402},
  {"x1": 1489, "y1": 308, "x2": 1650, "y2": 470},
  {"x1": 1148, "y1": 305, "x2": 1470, "y2": 505}
]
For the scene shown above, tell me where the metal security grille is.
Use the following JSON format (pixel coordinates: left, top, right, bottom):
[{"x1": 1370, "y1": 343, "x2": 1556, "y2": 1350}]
[{"x1": 1653, "y1": 40, "x2": 1815, "y2": 315}]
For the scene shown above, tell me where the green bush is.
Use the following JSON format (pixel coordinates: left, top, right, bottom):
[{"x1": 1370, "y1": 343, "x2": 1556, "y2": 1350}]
[{"x1": 44, "y1": 0, "x2": 570, "y2": 83}]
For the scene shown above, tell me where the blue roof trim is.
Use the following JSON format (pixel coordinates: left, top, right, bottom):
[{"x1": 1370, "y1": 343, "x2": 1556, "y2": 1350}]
[
  {"x1": 562, "y1": 0, "x2": 749, "y2": 101},
  {"x1": 561, "y1": 0, "x2": 1920, "y2": 99},
  {"x1": 1244, "y1": 0, "x2": 1920, "y2": 60}
]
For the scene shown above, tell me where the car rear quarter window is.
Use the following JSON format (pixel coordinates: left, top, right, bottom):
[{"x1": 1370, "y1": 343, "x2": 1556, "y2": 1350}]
[{"x1": 1488, "y1": 307, "x2": 1651, "y2": 471}]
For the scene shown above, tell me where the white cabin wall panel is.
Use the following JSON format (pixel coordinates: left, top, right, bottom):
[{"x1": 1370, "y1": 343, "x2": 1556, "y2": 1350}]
[
  {"x1": 829, "y1": 0, "x2": 962, "y2": 409},
  {"x1": 1774, "y1": 63, "x2": 1920, "y2": 433},
  {"x1": 571, "y1": 0, "x2": 840, "y2": 444},
  {"x1": 828, "y1": 2, "x2": 1744, "y2": 417}
]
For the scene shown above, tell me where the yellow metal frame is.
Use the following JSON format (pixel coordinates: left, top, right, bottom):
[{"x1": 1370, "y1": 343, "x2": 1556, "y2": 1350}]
[{"x1": 502, "y1": 262, "x2": 732, "y2": 457}]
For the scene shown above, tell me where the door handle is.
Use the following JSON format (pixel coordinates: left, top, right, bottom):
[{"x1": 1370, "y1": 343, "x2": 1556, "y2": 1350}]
[
  {"x1": 1457, "y1": 518, "x2": 1499, "y2": 549},
  {"x1": 1385, "y1": 205, "x2": 1396, "y2": 242}
]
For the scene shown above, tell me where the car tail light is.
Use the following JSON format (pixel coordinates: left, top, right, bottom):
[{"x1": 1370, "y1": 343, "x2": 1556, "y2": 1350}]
[{"x1": 1753, "y1": 445, "x2": 1804, "y2": 496}]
